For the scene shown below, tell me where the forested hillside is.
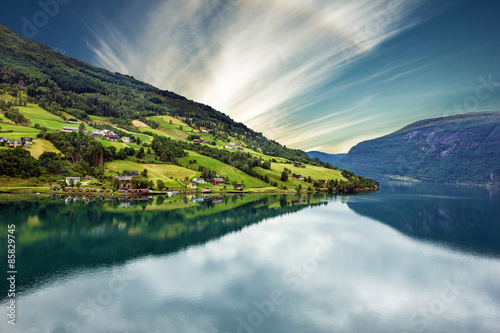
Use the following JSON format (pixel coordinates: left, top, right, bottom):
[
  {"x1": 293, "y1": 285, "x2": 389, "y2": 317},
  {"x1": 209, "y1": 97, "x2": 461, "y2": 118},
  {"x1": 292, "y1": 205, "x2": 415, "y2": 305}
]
[{"x1": 0, "y1": 24, "x2": 308, "y2": 161}]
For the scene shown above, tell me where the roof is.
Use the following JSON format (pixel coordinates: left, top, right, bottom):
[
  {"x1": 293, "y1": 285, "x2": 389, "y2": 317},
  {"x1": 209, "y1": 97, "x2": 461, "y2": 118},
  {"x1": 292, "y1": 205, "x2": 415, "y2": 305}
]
[
  {"x1": 66, "y1": 177, "x2": 80, "y2": 180},
  {"x1": 116, "y1": 176, "x2": 132, "y2": 181},
  {"x1": 213, "y1": 178, "x2": 225, "y2": 182}
]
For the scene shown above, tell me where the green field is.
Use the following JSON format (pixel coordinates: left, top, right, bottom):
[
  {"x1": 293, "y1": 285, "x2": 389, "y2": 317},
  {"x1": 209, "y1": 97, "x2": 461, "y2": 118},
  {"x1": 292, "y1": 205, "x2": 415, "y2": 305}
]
[
  {"x1": 16, "y1": 104, "x2": 63, "y2": 121},
  {"x1": 27, "y1": 139, "x2": 60, "y2": 159},
  {"x1": 89, "y1": 115, "x2": 108, "y2": 121},
  {"x1": 178, "y1": 151, "x2": 269, "y2": 188},
  {"x1": 273, "y1": 163, "x2": 345, "y2": 181},
  {"x1": 99, "y1": 138, "x2": 142, "y2": 150},
  {"x1": 105, "y1": 160, "x2": 196, "y2": 187},
  {"x1": 0, "y1": 122, "x2": 40, "y2": 140},
  {"x1": 148, "y1": 115, "x2": 191, "y2": 130},
  {"x1": 118, "y1": 128, "x2": 153, "y2": 143},
  {"x1": 142, "y1": 117, "x2": 190, "y2": 140}
]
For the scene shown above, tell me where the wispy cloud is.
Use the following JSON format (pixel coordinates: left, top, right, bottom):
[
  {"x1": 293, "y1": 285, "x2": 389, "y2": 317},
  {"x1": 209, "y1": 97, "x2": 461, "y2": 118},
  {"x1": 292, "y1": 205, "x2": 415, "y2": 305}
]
[{"x1": 87, "y1": 0, "x2": 440, "y2": 152}]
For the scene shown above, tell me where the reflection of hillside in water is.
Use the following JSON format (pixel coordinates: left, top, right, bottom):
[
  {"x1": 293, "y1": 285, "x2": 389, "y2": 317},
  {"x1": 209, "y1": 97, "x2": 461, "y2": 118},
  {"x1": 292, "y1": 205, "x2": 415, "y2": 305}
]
[
  {"x1": 0, "y1": 194, "x2": 327, "y2": 298},
  {"x1": 347, "y1": 182, "x2": 500, "y2": 257}
]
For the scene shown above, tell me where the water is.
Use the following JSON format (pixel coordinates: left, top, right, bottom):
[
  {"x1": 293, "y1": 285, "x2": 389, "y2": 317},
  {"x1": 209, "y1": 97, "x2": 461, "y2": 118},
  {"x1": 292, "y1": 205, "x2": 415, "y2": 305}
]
[{"x1": 1, "y1": 183, "x2": 499, "y2": 333}]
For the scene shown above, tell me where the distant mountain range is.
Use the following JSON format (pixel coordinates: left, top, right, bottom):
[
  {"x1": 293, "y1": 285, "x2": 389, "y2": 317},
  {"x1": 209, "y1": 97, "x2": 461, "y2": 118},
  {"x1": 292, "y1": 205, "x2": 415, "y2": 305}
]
[
  {"x1": 306, "y1": 151, "x2": 346, "y2": 164},
  {"x1": 333, "y1": 112, "x2": 500, "y2": 185}
]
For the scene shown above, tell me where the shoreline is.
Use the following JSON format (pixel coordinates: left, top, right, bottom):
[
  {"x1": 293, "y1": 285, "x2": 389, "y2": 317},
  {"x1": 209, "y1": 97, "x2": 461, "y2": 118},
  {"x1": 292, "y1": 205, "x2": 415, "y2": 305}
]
[{"x1": 0, "y1": 186, "x2": 379, "y2": 196}]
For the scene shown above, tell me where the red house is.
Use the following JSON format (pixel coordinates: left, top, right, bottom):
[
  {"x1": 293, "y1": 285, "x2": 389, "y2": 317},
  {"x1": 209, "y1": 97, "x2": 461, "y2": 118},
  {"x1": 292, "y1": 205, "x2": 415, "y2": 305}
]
[
  {"x1": 211, "y1": 178, "x2": 225, "y2": 186},
  {"x1": 115, "y1": 175, "x2": 132, "y2": 184}
]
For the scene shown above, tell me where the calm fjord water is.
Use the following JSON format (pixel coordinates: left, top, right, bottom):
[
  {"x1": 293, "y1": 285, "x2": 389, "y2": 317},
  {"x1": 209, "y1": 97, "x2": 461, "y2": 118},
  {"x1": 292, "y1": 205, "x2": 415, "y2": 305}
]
[{"x1": 1, "y1": 183, "x2": 499, "y2": 333}]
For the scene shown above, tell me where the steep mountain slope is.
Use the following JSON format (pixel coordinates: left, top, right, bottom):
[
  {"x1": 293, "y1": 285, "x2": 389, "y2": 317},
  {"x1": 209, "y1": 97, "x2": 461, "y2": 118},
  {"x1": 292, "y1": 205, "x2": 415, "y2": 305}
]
[{"x1": 336, "y1": 112, "x2": 500, "y2": 184}]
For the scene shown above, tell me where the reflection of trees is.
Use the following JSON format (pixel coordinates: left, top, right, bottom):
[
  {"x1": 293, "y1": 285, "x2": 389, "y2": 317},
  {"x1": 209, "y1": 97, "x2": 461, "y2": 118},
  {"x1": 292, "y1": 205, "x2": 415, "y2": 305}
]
[{"x1": 0, "y1": 195, "x2": 327, "y2": 298}]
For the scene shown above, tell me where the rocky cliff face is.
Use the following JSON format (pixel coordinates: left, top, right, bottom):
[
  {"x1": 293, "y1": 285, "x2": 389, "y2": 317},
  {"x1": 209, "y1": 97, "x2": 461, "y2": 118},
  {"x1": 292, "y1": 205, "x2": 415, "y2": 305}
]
[{"x1": 336, "y1": 112, "x2": 500, "y2": 184}]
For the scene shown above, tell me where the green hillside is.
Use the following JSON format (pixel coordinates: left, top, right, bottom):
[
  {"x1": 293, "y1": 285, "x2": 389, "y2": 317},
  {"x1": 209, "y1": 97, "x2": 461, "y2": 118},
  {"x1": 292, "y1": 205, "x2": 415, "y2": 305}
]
[
  {"x1": 0, "y1": 24, "x2": 378, "y2": 193},
  {"x1": 336, "y1": 112, "x2": 500, "y2": 185}
]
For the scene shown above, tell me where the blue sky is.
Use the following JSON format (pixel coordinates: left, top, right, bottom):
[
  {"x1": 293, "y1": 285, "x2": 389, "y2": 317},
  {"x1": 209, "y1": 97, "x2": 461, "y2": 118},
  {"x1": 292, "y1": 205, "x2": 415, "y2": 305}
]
[{"x1": 1, "y1": 0, "x2": 499, "y2": 153}]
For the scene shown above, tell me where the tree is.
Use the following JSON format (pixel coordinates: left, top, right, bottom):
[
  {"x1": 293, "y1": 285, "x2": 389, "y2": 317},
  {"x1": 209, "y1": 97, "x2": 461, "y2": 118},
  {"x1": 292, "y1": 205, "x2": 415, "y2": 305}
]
[
  {"x1": 280, "y1": 171, "x2": 288, "y2": 181},
  {"x1": 295, "y1": 184, "x2": 302, "y2": 192},
  {"x1": 113, "y1": 177, "x2": 121, "y2": 190},
  {"x1": 156, "y1": 179, "x2": 165, "y2": 190},
  {"x1": 79, "y1": 122, "x2": 86, "y2": 132},
  {"x1": 68, "y1": 178, "x2": 75, "y2": 187},
  {"x1": 136, "y1": 147, "x2": 145, "y2": 159}
]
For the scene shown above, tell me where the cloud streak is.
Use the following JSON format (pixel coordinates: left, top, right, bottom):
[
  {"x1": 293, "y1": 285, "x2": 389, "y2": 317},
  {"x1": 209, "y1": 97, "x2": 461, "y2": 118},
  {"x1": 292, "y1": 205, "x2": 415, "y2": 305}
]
[{"x1": 88, "y1": 0, "x2": 437, "y2": 152}]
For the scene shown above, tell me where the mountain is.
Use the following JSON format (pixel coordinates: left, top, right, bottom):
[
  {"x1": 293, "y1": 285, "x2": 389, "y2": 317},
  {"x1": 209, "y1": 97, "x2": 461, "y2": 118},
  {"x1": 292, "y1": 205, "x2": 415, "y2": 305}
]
[
  {"x1": 0, "y1": 24, "x2": 307, "y2": 161},
  {"x1": 0, "y1": 24, "x2": 379, "y2": 192},
  {"x1": 336, "y1": 112, "x2": 500, "y2": 185},
  {"x1": 307, "y1": 151, "x2": 346, "y2": 165}
]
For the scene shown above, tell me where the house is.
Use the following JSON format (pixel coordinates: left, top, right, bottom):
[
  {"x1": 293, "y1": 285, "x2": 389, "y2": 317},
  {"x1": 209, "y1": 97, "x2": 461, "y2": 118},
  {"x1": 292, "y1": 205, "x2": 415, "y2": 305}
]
[
  {"x1": 200, "y1": 129, "x2": 208, "y2": 134},
  {"x1": 24, "y1": 142, "x2": 30, "y2": 148},
  {"x1": 194, "y1": 130, "x2": 200, "y2": 133},
  {"x1": 211, "y1": 178, "x2": 225, "y2": 186},
  {"x1": 224, "y1": 145, "x2": 234, "y2": 150},
  {"x1": 193, "y1": 178, "x2": 206, "y2": 184},
  {"x1": 229, "y1": 142, "x2": 236, "y2": 145},
  {"x1": 187, "y1": 182, "x2": 197, "y2": 189},
  {"x1": 193, "y1": 139, "x2": 203, "y2": 143},
  {"x1": 65, "y1": 177, "x2": 81, "y2": 185},
  {"x1": 20, "y1": 137, "x2": 33, "y2": 143},
  {"x1": 298, "y1": 177, "x2": 305, "y2": 181},
  {"x1": 115, "y1": 175, "x2": 132, "y2": 184},
  {"x1": 62, "y1": 126, "x2": 79, "y2": 133},
  {"x1": 211, "y1": 196, "x2": 224, "y2": 204},
  {"x1": 9, "y1": 141, "x2": 21, "y2": 147},
  {"x1": 236, "y1": 147, "x2": 243, "y2": 151},
  {"x1": 293, "y1": 174, "x2": 301, "y2": 178},
  {"x1": 108, "y1": 134, "x2": 119, "y2": 142},
  {"x1": 122, "y1": 137, "x2": 131, "y2": 143},
  {"x1": 91, "y1": 130, "x2": 104, "y2": 138},
  {"x1": 0, "y1": 137, "x2": 9, "y2": 143},
  {"x1": 202, "y1": 186, "x2": 211, "y2": 193},
  {"x1": 125, "y1": 170, "x2": 139, "y2": 177}
]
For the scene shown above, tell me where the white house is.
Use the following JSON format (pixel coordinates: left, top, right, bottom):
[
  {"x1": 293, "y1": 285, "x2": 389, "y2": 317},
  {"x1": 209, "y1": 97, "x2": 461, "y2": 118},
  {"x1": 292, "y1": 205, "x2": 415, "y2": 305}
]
[
  {"x1": 91, "y1": 130, "x2": 105, "y2": 138},
  {"x1": 193, "y1": 178, "x2": 206, "y2": 184},
  {"x1": 122, "y1": 137, "x2": 131, "y2": 143},
  {"x1": 62, "y1": 126, "x2": 79, "y2": 133}
]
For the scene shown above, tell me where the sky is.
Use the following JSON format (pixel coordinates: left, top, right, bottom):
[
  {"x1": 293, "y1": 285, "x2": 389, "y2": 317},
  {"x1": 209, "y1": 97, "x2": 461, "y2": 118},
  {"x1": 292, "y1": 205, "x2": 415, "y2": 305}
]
[{"x1": 1, "y1": 0, "x2": 500, "y2": 153}]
